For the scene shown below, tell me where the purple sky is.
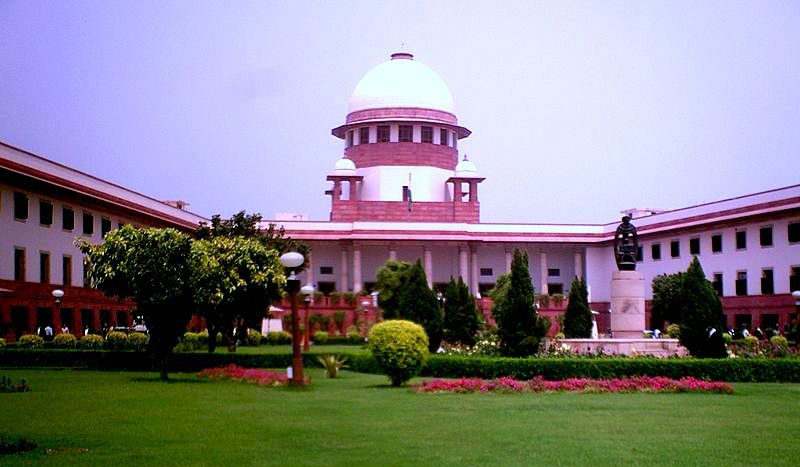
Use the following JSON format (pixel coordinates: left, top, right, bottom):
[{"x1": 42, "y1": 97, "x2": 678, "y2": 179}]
[{"x1": 2, "y1": 1, "x2": 798, "y2": 224}]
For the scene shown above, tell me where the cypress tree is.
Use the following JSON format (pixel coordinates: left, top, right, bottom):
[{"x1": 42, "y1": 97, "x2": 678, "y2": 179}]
[
  {"x1": 562, "y1": 277, "x2": 592, "y2": 338},
  {"x1": 397, "y1": 260, "x2": 443, "y2": 352},
  {"x1": 442, "y1": 277, "x2": 481, "y2": 346},
  {"x1": 678, "y1": 257, "x2": 727, "y2": 358},
  {"x1": 492, "y1": 249, "x2": 541, "y2": 356}
]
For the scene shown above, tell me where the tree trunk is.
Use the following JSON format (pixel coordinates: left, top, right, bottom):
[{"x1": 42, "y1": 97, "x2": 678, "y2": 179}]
[
  {"x1": 159, "y1": 356, "x2": 169, "y2": 381},
  {"x1": 208, "y1": 327, "x2": 218, "y2": 353}
]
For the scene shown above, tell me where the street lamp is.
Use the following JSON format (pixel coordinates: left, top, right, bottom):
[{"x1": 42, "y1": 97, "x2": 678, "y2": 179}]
[
  {"x1": 301, "y1": 284, "x2": 315, "y2": 352},
  {"x1": 792, "y1": 290, "x2": 800, "y2": 350},
  {"x1": 280, "y1": 251, "x2": 305, "y2": 386}
]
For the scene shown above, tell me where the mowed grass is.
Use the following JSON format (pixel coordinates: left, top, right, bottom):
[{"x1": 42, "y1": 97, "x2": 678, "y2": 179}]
[
  {"x1": 191, "y1": 344, "x2": 367, "y2": 355},
  {"x1": 1, "y1": 369, "x2": 799, "y2": 466}
]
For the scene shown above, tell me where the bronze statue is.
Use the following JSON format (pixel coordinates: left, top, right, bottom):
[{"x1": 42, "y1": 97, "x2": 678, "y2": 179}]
[{"x1": 614, "y1": 216, "x2": 638, "y2": 271}]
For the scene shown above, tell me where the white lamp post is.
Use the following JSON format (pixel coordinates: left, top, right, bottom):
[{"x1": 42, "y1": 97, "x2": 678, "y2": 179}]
[
  {"x1": 792, "y1": 290, "x2": 800, "y2": 350},
  {"x1": 301, "y1": 284, "x2": 315, "y2": 352},
  {"x1": 280, "y1": 251, "x2": 305, "y2": 386}
]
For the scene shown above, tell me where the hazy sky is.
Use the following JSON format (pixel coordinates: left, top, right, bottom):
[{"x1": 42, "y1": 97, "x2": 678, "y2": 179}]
[{"x1": 2, "y1": 1, "x2": 798, "y2": 224}]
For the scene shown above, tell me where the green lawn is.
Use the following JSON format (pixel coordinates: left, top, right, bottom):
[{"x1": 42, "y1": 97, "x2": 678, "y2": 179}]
[
  {"x1": 189, "y1": 344, "x2": 368, "y2": 355},
  {"x1": 1, "y1": 369, "x2": 799, "y2": 466}
]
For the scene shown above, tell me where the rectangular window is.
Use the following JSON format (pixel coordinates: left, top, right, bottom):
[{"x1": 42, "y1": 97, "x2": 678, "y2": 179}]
[
  {"x1": 761, "y1": 269, "x2": 774, "y2": 295},
  {"x1": 40, "y1": 251, "x2": 50, "y2": 284},
  {"x1": 548, "y1": 283, "x2": 564, "y2": 295},
  {"x1": 346, "y1": 130, "x2": 353, "y2": 148},
  {"x1": 398, "y1": 125, "x2": 412, "y2": 142},
  {"x1": 651, "y1": 243, "x2": 661, "y2": 260},
  {"x1": 39, "y1": 200, "x2": 53, "y2": 225},
  {"x1": 760, "y1": 226, "x2": 773, "y2": 247},
  {"x1": 736, "y1": 230, "x2": 747, "y2": 250},
  {"x1": 689, "y1": 237, "x2": 700, "y2": 255},
  {"x1": 670, "y1": 240, "x2": 680, "y2": 258},
  {"x1": 712, "y1": 273, "x2": 723, "y2": 297},
  {"x1": 359, "y1": 127, "x2": 370, "y2": 145},
  {"x1": 13, "y1": 191, "x2": 28, "y2": 220},
  {"x1": 319, "y1": 266, "x2": 333, "y2": 275},
  {"x1": 480, "y1": 268, "x2": 493, "y2": 276},
  {"x1": 63, "y1": 256, "x2": 72, "y2": 287},
  {"x1": 377, "y1": 125, "x2": 390, "y2": 143},
  {"x1": 712, "y1": 234, "x2": 722, "y2": 253},
  {"x1": 440, "y1": 128, "x2": 448, "y2": 146},
  {"x1": 547, "y1": 268, "x2": 560, "y2": 277},
  {"x1": 791, "y1": 266, "x2": 800, "y2": 292},
  {"x1": 789, "y1": 222, "x2": 800, "y2": 243},
  {"x1": 14, "y1": 248, "x2": 26, "y2": 281},
  {"x1": 736, "y1": 271, "x2": 748, "y2": 296},
  {"x1": 636, "y1": 246, "x2": 643, "y2": 262},
  {"x1": 421, "y1": 126, "x2": 433, "y2": 143},
  {"x1": 83, "y1": 260, "x2": 90, "y2": 287},
  {"x1": 63, "y1": 207, "x2": 75, "y2": 230},
  {"x1": 101, "y1": 218, "x2": 112, "y2": 238},
  {"x1": 83, "y1": 212, "x2": 94, "y2": 235}
]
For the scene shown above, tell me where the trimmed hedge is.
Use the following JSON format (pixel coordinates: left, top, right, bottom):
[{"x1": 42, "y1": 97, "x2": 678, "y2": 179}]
[{"x1": 2, "y1": 350, "x2": 800, "y2": 382}]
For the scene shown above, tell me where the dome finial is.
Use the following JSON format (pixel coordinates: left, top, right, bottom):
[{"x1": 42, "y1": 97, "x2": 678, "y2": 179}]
[{"x1": 463, "y1": 154, "x2": 469, "y2": 161}]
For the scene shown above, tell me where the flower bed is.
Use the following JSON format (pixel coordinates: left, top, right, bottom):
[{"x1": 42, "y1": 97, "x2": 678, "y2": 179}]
[
  {"x1": 417, "y1": 375, "x2": 733, "y2": 394},
  {"x1": 197, "y1": 364, "x2": 288, "y2": 387}
]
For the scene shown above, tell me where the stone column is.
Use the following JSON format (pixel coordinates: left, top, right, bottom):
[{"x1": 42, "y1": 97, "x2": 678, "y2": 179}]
[
  {"x1": 332, "y1": 180, "x2": 341, "y2": 200},
  {"x1": 458, "y1": 245, "x2": 469, "y2": 284},
  {"x1": 453, "y1": 181, "x2": 463, "y2": 203},
  {"x1": 539, "y1": 252, "x2": 549, "y2": 295},
  {"x1": 348, "y1": 180, "x2": 358, "y2": 201},
  {"x1": 574, "y1": 251, "x2": 583, "y2": 280},
  {"x1": 306, "y1": 252, "x2": 314, "y2": 286},
  {"x1": 423, "y1": 246, "x2": 433, "y2": 288},
  {"x1": 505, "y1": 247, "x2": 513, "y2": 273},
  {"x1": 352, "y1": 246, "x2": 362, "y2": 294},
  {"x1": 470, "y1": 246, "x2": 479, "y2": 295},
  {"x1": 339, "y1": 247, "x2": 349, "y2": 292},
  {"x1": 469, "y1": 181, "x2": 478, "y2": 202},
  {"x1": 389, "y1": 244, "x2": 397, "y2": 261}
]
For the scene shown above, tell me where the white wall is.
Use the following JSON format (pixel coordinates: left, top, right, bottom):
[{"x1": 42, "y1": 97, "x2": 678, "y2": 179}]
[{"x1": 358, "y1": 166, "x2": 453, "y2": 202}]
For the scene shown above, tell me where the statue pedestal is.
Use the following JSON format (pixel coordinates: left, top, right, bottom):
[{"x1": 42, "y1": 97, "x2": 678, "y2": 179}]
[{"x1": 610, "y1": 270, "x2": 646, "y2": 338}]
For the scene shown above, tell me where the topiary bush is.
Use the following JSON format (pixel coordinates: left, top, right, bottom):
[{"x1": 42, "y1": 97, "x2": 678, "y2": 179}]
[
  {"x1": 347, "y1": 329, "x2": 364, "y2": 345},
  {"x1": 178, "y1": 332, "x2": 201, "y2": 351},
  {"x1": 127, "y1": 332, "x2": 149, "y2": 351},
  {"x1": 18, "y1": 334, "x2": 44, "y2": 349},
  {"x1": 313, "y1": 331, "x2": 329, "y2": 344},
  {"x1": 197, "y1": 329, "x2": 209, "y2": 346},
  {"x1": 105, "y1": 331, "x2": 128, "y2": 351},
  {"x1": 666, "y1": 323, "x2": 681, "y2": 338},
  {"x1": 0, "y1": 338, "x2": 6, "y2": 348},
  {"x1": 78, "y1": 334, "x2": 105, "y2": 350},
  {"x1": 266, "y1": 331, "x2": 291, "y2": 345},
  {"x1": 53, "y1": 333, "x2": 78, "y2": 349},
  {"x1": 368, "y1": 320, "x2": 429, "y2": 386},
  {"x1": 770, "y1": 335, "x2": 789, "y2": 357},
  {"x1": 246, "y1": 330, "x2": 262, "y2": 346}
]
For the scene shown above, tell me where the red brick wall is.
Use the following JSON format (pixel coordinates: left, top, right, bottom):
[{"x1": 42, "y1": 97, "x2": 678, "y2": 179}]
[
  {"x1": 331, "y1": 199, "x2": 480, "y2": 223},
  {"x1": 345, "y1": 142, "x2": 457, "y2": 170}
]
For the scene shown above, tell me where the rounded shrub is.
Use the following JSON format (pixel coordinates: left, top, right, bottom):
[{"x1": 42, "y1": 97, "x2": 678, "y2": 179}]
[
  {"x1": 722, "y1": 333, "x2": 733, "y2": 345},
  {"x1": 368, "y1": 320, "x2": 429, "y2": 386},
  {"x1": 180, "y1": 332, "x2": 201, "y2": 351},
  {"x1": 266, "y1": 331, "x2": 291, "y2": 345},
  {"x1": 0, "y1": 338, "x2": 6, "y2": 348},
  {"x1": 78, "y1": 334, "x2": 105, "y2": 350},
  {"x1": 743, "y1": 335, "x2": 760, "y2": 351},
  {"x1": 197, "y1": 329, "x2": 209, "y2": 346},
  {"x1": 53, "y1": 333, "x2": 78, "y2": 349},
  {"x1": 770, "y1": 335, "x2": 789, "y2": 357},
  {"x1": 105, "y1": 331, "x2": 129, "y2": 351},
  {"x1": 18, "y1": 334, "x2": 44, "y2": 349},
  {"x1": 246, "y1": 330, "x2": 262, "y2": 346},
  {"x1": 127, "y1": 332, "x2": 149, "y2": 351},
  {"x1": 666, "y1": 323, "x2": 681, "y2": 338},
  {"x1": 313, "y1": 331, "x2": 329, "y2": 344},
  {"x1": 347, "y1": 329, "x2": 364, "y2": 345}
]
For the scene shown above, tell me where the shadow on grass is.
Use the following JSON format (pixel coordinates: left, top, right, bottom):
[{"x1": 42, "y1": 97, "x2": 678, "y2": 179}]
[{"x1": 128, "y1": 376, "x2": 206, "y2": 384}]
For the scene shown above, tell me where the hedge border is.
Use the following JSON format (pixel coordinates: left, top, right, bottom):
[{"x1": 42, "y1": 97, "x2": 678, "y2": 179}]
[{"x1": 2, "y1": 350, "x2": 800, "y2": 382}]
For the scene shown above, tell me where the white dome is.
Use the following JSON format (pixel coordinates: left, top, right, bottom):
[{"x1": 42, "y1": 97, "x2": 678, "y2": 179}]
[
  {"x1": 332, "y1": 157, "x2": 357, "y2": 175},
  {"x1": 455, "y1": 155, "x2": 479, "y2": 178},
  {"x1": 348, "y1": 53, "x2": 455, "y2": 115}
]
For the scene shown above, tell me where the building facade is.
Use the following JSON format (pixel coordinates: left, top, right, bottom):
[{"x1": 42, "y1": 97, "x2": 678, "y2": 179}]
[{"x1": 1, "y1": 52, "x2": 798, "y2": 341}]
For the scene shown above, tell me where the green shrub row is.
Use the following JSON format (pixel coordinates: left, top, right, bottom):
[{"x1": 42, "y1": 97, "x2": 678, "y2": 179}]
[{"x1": 3, "y1": 349, "x2": 800, "y2": 382}]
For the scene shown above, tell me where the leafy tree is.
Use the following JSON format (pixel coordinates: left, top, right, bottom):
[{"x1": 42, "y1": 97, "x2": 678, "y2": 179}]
[
  {"x1": 396, "y1": 261, "x2": 443, "y2": 352},
  {"x1": 77, "y1": 226, "x2": 193, "y2": 380},
  {"x1": 442, "y1": 277, "x2": 482, "y2": 346},
  {"x1": 650, "y1": 272, "x2": 685, "y2": 329},
  {"x1": 375, "y1": 260, "x2": 412, "y2": 319},
  {"x1": 190, "y1": 236, "x2": 286, "y2": 352},
  {"x1": 195, "y1": 211, "x2": 309, "y2": 268},
  {"x1": 491, "y1": 249, "x2": 544, "y2": 356},
  {"x1": 562, "y1": 277, "x2": 592, "y2": 338},
  {"x1": 678, "y1": 257, "x2": 727, "y2": 358}
]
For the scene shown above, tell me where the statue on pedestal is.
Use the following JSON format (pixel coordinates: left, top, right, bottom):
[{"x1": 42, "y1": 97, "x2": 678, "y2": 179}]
[{"x1": 614, "y1": 216, "x2": 638, "y2": 271}]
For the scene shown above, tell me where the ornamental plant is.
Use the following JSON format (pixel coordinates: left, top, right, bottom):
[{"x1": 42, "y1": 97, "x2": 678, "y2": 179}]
[
  {"x1": 17, "y1": 334, "x2": 44, "y2": 349},
  {"x1": 562, "y1": 277, "x2": 592, "y2": 338},
  {"x1": 127, "y1": 332, "x2": 149, "y2": 351},
  {"x1": 266, "y1": 331, "x2": 291, "y2": 345},
  {"x1": 313, "y1": 331, "x2": 329, "y2": 344},
  {"x1": 368, "y1": 320, "x2": 429, "y2": 386},
  {"x1": 418, "y1": 376, "x2": 733, "y2": 394},
  {"x1": 197, "y1": 364, "x2": 287, "y2": 387},
  {"x1": 246, "y1": 330, "x2": 262, "y2": 346},
  {"x1": 105, "y1": 331, "x2": 128, "y2": 351},
  {"x1": 78, "y1": 334, "x2": 104, "y2": 350},
  {"x1": 53, "y1": 333, "x2": 77, "y2": 349}
]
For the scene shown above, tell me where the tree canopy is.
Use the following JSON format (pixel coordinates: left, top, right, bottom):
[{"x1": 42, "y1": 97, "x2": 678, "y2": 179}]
[
  {"x1": 375, "y1": 259, "x2": 412, "y2": 319},
  {"x1": 78, "y1": 225, "x2": 193, "y2": 380}
]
